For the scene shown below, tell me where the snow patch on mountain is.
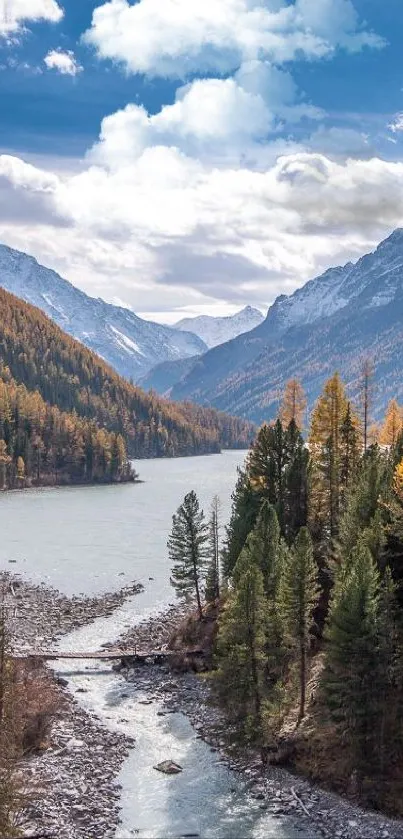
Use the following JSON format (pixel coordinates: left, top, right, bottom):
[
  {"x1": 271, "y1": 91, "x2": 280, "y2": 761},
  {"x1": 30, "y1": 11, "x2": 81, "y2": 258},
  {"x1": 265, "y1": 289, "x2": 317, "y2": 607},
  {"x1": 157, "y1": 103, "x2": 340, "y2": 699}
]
[
  {"x1": 175, "y1": 306, "x2": 264, "y2": 348},
  {"x1": 261, "y1": 228, "x2": 403, "y2": 337},
  {"x1": 0, "y1": 244, "x2": 207, "y2": 381}
]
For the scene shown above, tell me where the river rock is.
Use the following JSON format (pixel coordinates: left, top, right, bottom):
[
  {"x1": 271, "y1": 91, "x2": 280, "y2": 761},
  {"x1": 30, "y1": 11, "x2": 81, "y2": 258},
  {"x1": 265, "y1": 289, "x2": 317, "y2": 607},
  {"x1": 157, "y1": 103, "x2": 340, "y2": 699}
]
[{"x1": 154, "y1": 760, "x2": 183, "y2": 775}]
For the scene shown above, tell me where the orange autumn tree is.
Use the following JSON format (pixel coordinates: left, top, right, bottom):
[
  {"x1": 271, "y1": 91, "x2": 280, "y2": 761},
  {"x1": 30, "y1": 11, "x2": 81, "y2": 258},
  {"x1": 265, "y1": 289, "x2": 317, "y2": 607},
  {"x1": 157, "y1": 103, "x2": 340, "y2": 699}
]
[
  {"x1": 279, "y1": 379, "x2": 307, "y2": 430},
  {"x1": 379, "y1": 400, "x2": 403, "y2": 447}
]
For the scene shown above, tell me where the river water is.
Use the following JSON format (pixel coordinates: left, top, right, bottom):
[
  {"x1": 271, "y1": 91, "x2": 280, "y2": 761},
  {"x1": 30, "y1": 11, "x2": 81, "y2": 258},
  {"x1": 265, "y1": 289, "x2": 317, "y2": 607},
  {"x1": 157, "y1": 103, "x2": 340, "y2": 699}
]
[{"x1": 0, "y1": 452, "x2": 309, "y2": 839}]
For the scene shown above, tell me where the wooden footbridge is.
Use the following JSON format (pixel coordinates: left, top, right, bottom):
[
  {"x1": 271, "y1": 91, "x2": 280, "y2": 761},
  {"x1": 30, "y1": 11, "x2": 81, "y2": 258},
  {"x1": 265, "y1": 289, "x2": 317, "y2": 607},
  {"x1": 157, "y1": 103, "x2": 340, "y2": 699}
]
[{"x1": 13, "y1": 647, "x2": 203, "y2": 666}]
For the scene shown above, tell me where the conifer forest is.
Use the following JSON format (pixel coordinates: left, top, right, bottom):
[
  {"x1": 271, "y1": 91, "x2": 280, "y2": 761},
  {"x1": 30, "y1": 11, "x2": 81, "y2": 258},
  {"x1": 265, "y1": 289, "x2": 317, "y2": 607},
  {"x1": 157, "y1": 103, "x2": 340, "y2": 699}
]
[{"x1": 168, "y1": 372, "x2": 403, "y2": 816}]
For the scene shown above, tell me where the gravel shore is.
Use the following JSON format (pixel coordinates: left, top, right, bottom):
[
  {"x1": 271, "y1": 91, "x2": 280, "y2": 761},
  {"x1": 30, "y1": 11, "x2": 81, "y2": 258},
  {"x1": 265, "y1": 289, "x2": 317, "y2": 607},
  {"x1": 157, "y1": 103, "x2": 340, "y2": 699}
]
[
  {"x1": 0, "y1": 572, "x2": 141, "y2": 839},
  {"x1": 4, "y1": 574, "x2": 403, "y2": 839},
  {"x1": 118, "y1": 607, "x2": 403, "y2": 839}
]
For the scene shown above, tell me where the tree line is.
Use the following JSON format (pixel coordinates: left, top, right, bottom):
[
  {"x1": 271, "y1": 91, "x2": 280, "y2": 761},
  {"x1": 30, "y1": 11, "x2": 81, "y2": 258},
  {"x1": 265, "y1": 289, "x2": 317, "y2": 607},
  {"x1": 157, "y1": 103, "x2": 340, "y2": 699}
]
[
  {"x1": 168, "y1": 368, "x2": 403, "y2": 814},
  {"x1": 0, "y1": 288, "x2": 254, "y2": 460},
  {"x1": 0, "y1": 367, "x2": 134, "y2": 489}
]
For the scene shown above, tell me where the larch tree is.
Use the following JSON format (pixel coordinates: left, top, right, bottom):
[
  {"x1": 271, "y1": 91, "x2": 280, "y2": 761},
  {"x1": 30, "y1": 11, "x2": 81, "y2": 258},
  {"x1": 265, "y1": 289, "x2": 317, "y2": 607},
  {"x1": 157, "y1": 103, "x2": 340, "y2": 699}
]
[
  {"x1": 279, "y1": 527, "x2": 319, "y2": 722},
  {"x1": 379, "y1": 399, "x2": 403, "y2": 447},
  {"x1": 280, "y1": 379, "x2": 307, "y2": 430},
  {"x1": 309, "y1": 374, "x2": 360, "y2": 543},
  {"x1": 168, "y1": 490, "x2": 209, "y2": 620},
  {"x1": 205, "y1": 495, "x2": 221, "y2": 604},
  {"x1": 215, "y1": 551, "x2": 267, "y2": 746}
]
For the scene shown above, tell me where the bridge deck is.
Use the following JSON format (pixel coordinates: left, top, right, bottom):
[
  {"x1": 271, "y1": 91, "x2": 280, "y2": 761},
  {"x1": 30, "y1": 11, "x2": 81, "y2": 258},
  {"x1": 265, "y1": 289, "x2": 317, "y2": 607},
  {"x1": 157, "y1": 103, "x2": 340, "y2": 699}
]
[{"x1": 13, "y1": 648, "x2": 201, "y2": 662}]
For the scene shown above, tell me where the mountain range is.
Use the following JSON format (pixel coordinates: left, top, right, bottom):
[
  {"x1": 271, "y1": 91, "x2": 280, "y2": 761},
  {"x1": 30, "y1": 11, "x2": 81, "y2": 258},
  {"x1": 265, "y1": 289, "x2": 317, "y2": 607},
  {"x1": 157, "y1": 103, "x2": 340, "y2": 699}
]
[
  {"x1": 174, "y1": 306, "x2": 264, "y2": 348},
  {"x1": 0, "y1": 245, "x2": 207, "y2": 382},
  {"x1": 144, "y1": 229, "x2": 403, "y2": 423}
]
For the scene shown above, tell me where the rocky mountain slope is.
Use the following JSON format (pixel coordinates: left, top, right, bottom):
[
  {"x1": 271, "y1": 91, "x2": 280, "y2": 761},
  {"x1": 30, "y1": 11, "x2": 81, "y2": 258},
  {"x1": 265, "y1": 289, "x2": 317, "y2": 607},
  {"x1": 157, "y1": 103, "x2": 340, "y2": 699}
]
[
  {"x1": 0, "y1": 245, "x2": 207, "y2": 382},
  {"x1": 0, "y1": 286, "x2": 254, "y2": 457},
  {"x1": 153, "y1": 229, "x2": 403, "y2": 422},
  {"x1": 175, "y1": 306, "x2": 264, "y2": 348}
]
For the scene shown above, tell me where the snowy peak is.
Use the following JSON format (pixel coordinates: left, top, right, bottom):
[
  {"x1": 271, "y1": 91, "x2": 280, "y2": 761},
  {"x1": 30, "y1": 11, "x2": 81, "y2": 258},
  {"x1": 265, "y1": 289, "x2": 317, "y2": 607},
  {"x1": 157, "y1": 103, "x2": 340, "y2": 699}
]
[
  {"x1": 260, "y1": 228, "x2": 403, "y2": 338},
  {"x1": 175, "y1": 305, "x2": 264, "y2": 348},
  {"x1": 0, "y1": 244, "x2": 207, "y2": 381}
]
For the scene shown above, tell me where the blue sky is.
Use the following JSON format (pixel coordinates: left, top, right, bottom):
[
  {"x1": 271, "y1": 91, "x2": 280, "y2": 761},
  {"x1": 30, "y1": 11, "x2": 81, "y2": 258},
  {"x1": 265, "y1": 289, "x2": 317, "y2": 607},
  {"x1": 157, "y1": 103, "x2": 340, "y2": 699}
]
[{"x1": 0, "y1": 0, "x2": 402, "y2": 321}]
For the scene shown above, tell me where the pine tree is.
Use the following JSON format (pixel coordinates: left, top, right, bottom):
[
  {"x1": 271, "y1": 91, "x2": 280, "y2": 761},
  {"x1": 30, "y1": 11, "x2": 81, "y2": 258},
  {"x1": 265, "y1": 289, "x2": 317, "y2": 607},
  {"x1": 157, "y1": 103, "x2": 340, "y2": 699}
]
[
  {"x1": 215, "y1": 551, "x2": 267, "y2": 745},
  {"x1": 205, "y1": 496, "x2": 221, "y2": 604},
  {"x1": 322, "y1": 542, "x2": 380, "y2": 771},
  {"x1": 246, "y1": 419, "x2": 309, "y2": 543},
  {"x1": 337, "y1": 445, "x2": 388, "y2": 567},
  {"x1": 376, "y1": 567, "x2": 400, "y2": 786},
  {"x1": 380, "y1": 399, "x2": 403, "y2": 447},
  {"x1": 280, "y1": 379, "x2": 307, "y2": 430},
  {"x1": 168, "y1": 491, "x2": 209, "y2": 619},
  {"x1": 360, "y1": 359, "x2": 374, "y2": 454},
  {"x1": 284, "y1": 419, "x2": 309, "y2": 543},
  {"x1": 235, "y1": 500, "x2": 283, "y2": 599},
  {"x1": 279, "y1": 527, "x2": 319, "y2": 722},
  {"x1": 222, "y1": 468, "x2": 261, "y2": 578}
]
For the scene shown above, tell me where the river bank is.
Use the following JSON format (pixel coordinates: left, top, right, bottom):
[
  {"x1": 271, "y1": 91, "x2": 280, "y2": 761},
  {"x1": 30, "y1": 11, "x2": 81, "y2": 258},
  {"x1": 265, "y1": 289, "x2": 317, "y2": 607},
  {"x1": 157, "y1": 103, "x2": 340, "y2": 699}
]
[
  {"x1": 5, "y1": 574, "x2": 403, "y2": 839},
  {"x1": 1, "y1": 573, "x2": 142, "y2": 838},
  {"x1": 117, "y1": 607, "x2": 403, "y2": 839}
]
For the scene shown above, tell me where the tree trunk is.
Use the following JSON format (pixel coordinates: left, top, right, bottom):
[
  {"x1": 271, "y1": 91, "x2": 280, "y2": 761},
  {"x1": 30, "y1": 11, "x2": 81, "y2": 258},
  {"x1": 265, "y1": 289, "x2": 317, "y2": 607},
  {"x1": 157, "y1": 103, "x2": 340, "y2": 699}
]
[{"x1": 298, "y1": 639, "x2": 306, "y2": 724}]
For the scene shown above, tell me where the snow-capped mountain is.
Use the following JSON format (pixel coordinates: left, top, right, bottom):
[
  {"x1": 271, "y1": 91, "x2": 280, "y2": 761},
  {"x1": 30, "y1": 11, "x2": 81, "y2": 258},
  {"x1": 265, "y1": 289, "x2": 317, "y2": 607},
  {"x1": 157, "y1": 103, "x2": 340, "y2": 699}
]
[
  {"x1": 0, "y1": 245, "x2": 207, "y2": 381},
  {"x1": 145, "y1": 229, "x2": 403, "y2": 422},
  {"x1": 174, "y1": 306, "x2": 264, "y2": 348},
  {"x1": 259, "y1": 228, "x2": 403, "y2": 338}
]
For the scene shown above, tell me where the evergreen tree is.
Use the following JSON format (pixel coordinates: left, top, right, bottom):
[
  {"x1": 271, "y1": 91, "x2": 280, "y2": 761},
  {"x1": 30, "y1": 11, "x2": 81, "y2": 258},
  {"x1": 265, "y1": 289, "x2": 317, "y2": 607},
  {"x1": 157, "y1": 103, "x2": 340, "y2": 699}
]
[
  {"x1": 246, "y1": 419, "x2": 309, "y2": 543},
  {"x1": 284, "y1": 419, "x2": 309, "y2": 543},
  {"x1": 280, "y1": 379, "x2": 307, "y2": 430},
  {"x1": 322, "y1": 542, "x2": 380, "y2": 772},
  {"x1": 376, "y1": 567, "x2": 400, "y2": 787},
  {"x1": 215, "y1": 551, "x2": 267, "y2": 745},
  {"x1": 222, "y1": 467, "x2": 261, "y2": 578},
  {"x1": 235, "y1": 500, "x2": 283, "y2": 599},
  {"x1": 168, "y1": 491, "x2": 209, "y2": 619},
  {"x1": 205, "y1": 496, "x2": 221, "y2": 604},
  {"x1": 279, "y1": 528, "x2": 319, "y2": 722},
  {"x1": 359, "y1": 359, "x2": 374, "y2": 454}
]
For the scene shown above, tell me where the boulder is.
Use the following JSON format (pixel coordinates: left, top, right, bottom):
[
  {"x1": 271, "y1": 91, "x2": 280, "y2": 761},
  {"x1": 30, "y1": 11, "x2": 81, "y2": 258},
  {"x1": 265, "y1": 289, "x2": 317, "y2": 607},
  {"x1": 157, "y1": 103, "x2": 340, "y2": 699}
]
[{"x1": 154, "y1": 760, "x2": 183, "y2": 775}]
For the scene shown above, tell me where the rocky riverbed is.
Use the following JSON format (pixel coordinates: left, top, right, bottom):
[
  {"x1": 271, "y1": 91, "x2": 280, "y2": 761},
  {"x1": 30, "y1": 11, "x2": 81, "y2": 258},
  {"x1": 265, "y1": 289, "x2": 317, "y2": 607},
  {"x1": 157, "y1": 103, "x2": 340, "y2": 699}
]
[
  {"x1": 0, "y1": 572, "x2": 142, "y2": 838},
  {"x1": 4, "y1": 574, "x2": 403, "y2": 839},
  {"x1": 118, "y1": 607, "x2": 403, "y2": 839}
]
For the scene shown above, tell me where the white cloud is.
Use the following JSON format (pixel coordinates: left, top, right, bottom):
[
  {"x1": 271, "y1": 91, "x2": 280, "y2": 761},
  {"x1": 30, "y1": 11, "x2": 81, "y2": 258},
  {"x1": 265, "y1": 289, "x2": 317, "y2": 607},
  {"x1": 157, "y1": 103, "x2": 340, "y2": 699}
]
[
  {"x1": 83, "y1": 0, "x2": 384, "y2": 78},
  {"x1": 388, "y1": 113, "x2": 403, "y2": 134},
  {"x1": 89, "y1": 63, "x2": 322, "y2": 170},
  {"x1": 1, "y1": 135, "x2": 403, "y2": 315},
  {"x1": 44, "y1": 49, "x2": 82, "y2": 76},
  {"x1": 0, "y1": 0, "x2": 63, "y2": 36}
]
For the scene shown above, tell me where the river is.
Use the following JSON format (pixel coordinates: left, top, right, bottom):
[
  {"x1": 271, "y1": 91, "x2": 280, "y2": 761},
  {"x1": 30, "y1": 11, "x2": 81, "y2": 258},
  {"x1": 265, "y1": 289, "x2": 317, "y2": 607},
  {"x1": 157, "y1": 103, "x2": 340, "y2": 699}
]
[{"x1": 0, "y1": 452, "x2": 309, "y2": 839}]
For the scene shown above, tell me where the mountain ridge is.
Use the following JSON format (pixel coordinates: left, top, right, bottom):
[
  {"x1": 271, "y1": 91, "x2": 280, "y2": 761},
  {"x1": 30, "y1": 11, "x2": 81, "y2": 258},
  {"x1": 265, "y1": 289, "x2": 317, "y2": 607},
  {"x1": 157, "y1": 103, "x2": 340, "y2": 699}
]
[
  {"x1": 151, "y1": 229, "x2": 403, "y2": 421},
  {"x1": 175, "y1": 305, "x2": 264, "y2": 348},
  {"x1": 0, "y1": 244, "x2": 207, "y2": 382}
]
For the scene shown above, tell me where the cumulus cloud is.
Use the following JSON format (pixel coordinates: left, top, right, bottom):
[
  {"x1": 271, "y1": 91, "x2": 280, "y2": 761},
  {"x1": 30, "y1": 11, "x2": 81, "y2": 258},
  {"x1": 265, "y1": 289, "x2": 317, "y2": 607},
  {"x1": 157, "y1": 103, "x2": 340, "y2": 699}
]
[
  {"x1": 1, "y1": 135, "x2": 403, "y2": 314},
  {"x1": 0, "y1": 0, "x2": 63, "y2": 36},
  {"x1": 44, "y1": 49, "x2": 82, "y2": 76},
  {"x1": 83, "y1": 0, "x2": 384, "y2": 78},
  {"x1": 89, "y1": 63, "x2": 322, "y2": 170}
]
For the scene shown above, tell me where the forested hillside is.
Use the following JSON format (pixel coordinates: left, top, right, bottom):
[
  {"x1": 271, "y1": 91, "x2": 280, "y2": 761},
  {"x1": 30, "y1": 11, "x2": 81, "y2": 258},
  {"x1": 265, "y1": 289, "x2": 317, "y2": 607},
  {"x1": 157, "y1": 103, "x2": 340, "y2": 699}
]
[
  {"x1": 170, "y1": 376, "x2": 403, "y2": 816},
  {"x1": 0, "y1": 288, "x2": 253, "y2": 462},
  {"x1": 157, "y1": 230, "x2": 403, "y2": 423}
]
